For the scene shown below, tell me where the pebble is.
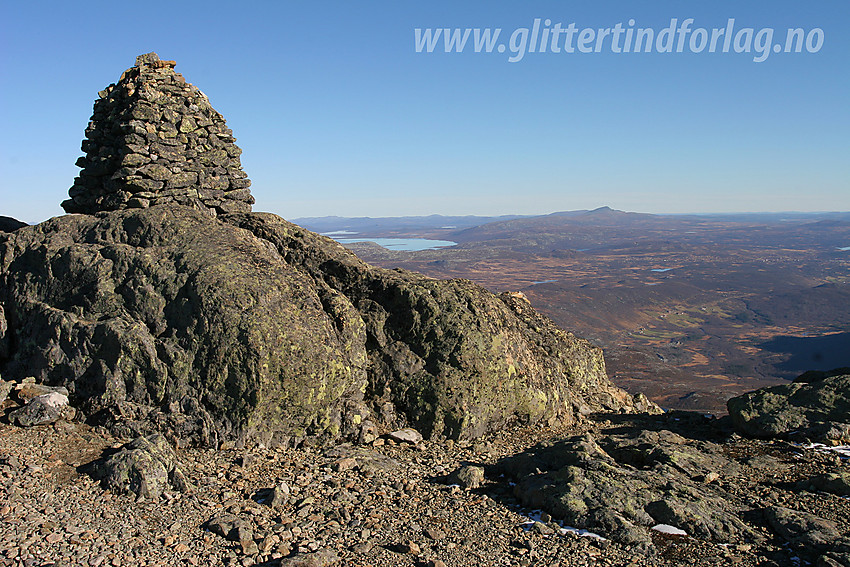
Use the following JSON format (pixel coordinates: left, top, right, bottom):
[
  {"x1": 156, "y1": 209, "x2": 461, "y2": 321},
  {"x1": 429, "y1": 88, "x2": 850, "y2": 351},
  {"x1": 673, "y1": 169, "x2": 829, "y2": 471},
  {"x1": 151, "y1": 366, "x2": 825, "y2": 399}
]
[{"x1": 399, "y1": 540, "x2": 421, "y2": 555}]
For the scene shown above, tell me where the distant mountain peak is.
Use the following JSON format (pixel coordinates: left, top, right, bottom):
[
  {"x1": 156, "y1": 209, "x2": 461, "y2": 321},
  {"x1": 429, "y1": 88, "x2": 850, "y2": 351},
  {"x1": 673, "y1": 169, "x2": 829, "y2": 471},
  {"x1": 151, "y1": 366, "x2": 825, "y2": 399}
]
[{"x1": 586, "y1": 206, "x2": 623, "y2": 215}]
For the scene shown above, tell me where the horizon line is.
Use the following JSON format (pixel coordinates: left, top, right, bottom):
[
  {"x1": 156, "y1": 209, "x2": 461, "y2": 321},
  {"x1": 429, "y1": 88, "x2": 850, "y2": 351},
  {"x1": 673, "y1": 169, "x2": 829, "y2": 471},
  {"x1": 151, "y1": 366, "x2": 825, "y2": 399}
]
[{"x1": 288, "y1": 207, "x2": 850, "y2": 220}]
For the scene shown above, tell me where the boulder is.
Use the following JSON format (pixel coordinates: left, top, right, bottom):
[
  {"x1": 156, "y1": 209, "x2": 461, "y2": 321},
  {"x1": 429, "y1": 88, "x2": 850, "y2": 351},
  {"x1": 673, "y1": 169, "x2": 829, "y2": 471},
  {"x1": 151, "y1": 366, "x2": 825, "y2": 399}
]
[
  {"x1": 497, "y1": 425, "x2": 751, "y2": 548},
  {"x1": 14, "y1": 381, "x2": 69, "y2": 403},
  {"x1": 323, "y1": 444, "x2": 399, "y2": 474},
  {"x1": 449, "y1": 465, "x2": 485, "y2": 490},
  {"x1": 727, "y1": 373, "x2": 850, "y2": 442},
  {"x1": 387, "y1": 428, "x2": 423, "y2": 445},
  {"x1": 266, "y1": 481, "x2": 291, "y2": 508},
  {"x1": 763, "y1": 506, "x2": 842, "y2": 551},
  {"x1": 8, "y1": 391, "x2": 71, "y2": 426},
  {"x1": 809, "y1": 472, "x2": 850, "y2": 497},
  {"x1": 94, "y1": 433, "x2": 189, "y2": 499},
  {"x1": 0, "y1": 379, "x2": 13, "y2": 403},
  {"x1": 205, "y1": 513, "x2": 250, "y2": 541}
]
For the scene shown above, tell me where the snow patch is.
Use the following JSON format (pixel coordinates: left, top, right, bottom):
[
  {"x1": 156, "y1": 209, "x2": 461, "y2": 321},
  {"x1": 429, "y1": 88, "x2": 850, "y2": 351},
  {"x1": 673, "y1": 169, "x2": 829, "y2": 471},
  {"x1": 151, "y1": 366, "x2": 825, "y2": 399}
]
[
  {"x1": 519, "y1": 510, "x2": 607, "y2": 541},
  {"x1": 652, "y1": 524, "x2": 688, "y2": 536},
  {"x1": 801, "y1": 443, "x2": 850, "y2": 460},
  {"x1": 559, "y1": 526, "x2": 607, "y2": 540}
]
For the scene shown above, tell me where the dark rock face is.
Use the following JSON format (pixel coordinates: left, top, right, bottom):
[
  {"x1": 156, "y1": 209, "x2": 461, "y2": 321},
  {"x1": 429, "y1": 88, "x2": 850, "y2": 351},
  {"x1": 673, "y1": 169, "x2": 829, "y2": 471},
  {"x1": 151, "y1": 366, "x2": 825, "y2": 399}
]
[
  {"x1": 0, "y1": 217, "x2": 27, "y2": 233},
  {"x1": 726, "y1": 372, "x2": 850, "y2": 442},
  {"x1": 0, "y1": 206, "x2": 641, "y2": 446},
  {"x1": 62, "y1": 53, "x2": 252, "y2": 216}
]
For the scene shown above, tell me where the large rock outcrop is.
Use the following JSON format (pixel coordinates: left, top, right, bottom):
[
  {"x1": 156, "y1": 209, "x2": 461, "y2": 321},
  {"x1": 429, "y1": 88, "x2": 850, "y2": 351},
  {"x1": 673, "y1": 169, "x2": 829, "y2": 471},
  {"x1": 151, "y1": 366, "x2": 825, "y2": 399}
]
[
  {"x1": 0, "y1": 54, "x2": 645, "y2": 447},
  {"x1": 62, "y1": 52, "x2": 252, "y2": 216},
  {"x1": 727, "y1": 370, "x2": 850, "y2": 442},
  {"x1": 0, "y1": 206, "x2": 642, "y2": 446}
]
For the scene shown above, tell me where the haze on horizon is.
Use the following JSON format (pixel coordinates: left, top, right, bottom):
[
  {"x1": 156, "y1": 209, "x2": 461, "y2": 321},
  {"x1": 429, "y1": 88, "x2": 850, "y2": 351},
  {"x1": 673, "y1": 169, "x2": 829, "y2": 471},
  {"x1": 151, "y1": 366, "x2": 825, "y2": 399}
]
[{"x1": 2, "y1": 1, "x2": 848, "y2": 224}]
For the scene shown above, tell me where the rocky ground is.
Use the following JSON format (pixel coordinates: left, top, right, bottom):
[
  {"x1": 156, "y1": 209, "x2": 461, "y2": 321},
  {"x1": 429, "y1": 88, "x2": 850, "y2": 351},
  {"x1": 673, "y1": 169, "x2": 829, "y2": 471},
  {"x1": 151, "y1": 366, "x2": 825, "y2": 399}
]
[{"x1": 1, "y1": 411, "x2": 848, "y2": 567}]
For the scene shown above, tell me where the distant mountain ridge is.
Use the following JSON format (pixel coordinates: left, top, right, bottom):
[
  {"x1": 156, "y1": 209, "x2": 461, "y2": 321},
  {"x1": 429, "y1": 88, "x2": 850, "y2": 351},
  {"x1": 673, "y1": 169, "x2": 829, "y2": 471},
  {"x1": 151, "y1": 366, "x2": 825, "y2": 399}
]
[
  {"x1": 291, "y1": 214, "x2": 533, "y2": 235},
  {"x1": 294, "y1": 207, "x2": 850, "y2": 240}
]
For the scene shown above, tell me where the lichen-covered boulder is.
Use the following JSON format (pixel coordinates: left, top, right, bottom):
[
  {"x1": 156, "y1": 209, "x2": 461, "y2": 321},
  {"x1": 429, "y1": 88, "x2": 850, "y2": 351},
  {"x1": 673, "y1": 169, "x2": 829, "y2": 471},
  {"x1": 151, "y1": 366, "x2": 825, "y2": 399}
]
[
  {"x1": 226, "y1": 211, "x2": 645, "y2": 440},
  {"x1": 8, "y1": 391, "x2": 71, "y2": 427},
  {"x1": 0, "y1": 205, "x2": 644, "y2": 447},
  {"x1": 497, "y1": 426, "x2": 751, "y2": 547},
  {"x1": 0, "y1": 206, "x2": 369, "y2": 446},
  {"x1": 727, "y1": 373, "x2": 850, "y2": 442},
  {"x1": 95, "y1": 434, "x2": 188, "y2": 499}
]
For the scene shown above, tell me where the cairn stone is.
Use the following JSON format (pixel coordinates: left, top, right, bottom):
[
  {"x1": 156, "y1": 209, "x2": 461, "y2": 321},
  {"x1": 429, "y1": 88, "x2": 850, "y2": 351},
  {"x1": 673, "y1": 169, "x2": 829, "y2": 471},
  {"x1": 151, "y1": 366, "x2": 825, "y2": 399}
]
[{"x1": 62, "y1": 52, "x2": 252, "y2": 216}]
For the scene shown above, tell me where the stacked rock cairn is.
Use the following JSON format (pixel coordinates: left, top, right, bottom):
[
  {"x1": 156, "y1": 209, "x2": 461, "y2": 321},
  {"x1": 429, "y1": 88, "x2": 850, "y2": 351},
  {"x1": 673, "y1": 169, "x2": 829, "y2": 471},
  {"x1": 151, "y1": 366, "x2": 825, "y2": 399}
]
[{"x1": 62, "y1": 53, "x2": 253, "y2": 215}]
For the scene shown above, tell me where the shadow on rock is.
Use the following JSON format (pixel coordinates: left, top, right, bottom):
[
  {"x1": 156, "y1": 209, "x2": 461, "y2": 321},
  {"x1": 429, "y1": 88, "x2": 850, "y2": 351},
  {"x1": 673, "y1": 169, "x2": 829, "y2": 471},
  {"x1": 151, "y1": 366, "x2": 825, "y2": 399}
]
[{"x1": 589, "y1": 410, "x2": 736, "y2": 443}]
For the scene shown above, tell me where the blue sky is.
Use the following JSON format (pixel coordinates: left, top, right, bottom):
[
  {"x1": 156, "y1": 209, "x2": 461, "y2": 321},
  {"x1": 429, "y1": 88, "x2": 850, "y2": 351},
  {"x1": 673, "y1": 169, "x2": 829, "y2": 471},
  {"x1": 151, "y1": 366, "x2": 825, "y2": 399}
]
[{"x1": 1, "y1": 1, "x2": 848, "y2": 223}]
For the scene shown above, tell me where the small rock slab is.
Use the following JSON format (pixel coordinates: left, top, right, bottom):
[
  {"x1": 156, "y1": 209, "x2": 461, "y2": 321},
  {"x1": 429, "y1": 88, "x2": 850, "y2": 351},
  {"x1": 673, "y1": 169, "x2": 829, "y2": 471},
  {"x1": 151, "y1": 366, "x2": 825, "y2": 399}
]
[
  {"x1": 387, "y1": 428, "x2": 423, "y2": 445},
  {"x1": 279, "y1": 549, "x2": 340, "y2": 567},
  {"x1": 14, "y1": 381, "x2": 69, "y2": 403},
  {"x1": 323, "y1": 444, "x2": 399, "y2": 474},
  {"x1": 448, "y1": 465, "x2": 485, "y2": 490}
]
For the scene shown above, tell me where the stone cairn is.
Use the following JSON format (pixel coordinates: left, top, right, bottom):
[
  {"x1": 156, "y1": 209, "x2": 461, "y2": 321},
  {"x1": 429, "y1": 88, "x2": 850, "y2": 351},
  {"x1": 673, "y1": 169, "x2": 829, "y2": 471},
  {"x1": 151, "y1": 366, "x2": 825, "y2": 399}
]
[{"x1": 62, "y1": 53, "x2": 253, "y2": 216}]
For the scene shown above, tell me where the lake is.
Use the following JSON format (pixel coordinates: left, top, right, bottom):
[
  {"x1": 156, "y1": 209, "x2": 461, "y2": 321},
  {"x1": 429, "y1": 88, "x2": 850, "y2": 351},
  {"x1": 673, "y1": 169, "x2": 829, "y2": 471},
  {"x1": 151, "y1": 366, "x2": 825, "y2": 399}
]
[{"x1": 333, "y1": 237, "x2": 457, "y2": 251}]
